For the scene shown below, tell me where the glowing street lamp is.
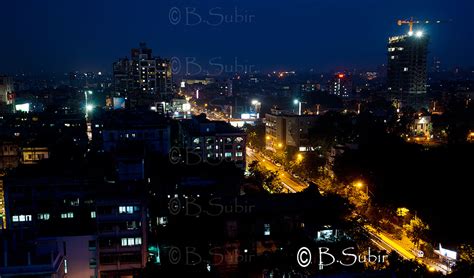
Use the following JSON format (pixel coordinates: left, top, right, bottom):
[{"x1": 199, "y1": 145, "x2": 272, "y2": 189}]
[
  {"x1": 353, "y1": 180, "x2": 368, "y2": 195},
  {"x1": 296, "y1": 153, "x2": 304, "y2": 163},
  {"x1": 251, "y1": 99, "x2": 261, "y2": 118},
  {"x1": 293, "y1": 99, "x2": 306, "y2": 115},
  {"x1": 294, "y1": 99, "x2": 301, "y2": 115},
  {"x1": 86, "y1": 104, "x2": 94, "y2": 112}
]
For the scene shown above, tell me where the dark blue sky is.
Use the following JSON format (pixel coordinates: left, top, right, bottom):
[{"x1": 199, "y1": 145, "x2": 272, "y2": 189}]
[{"x1": 1, "y1": 0, "x2": 472, "y2": 74}]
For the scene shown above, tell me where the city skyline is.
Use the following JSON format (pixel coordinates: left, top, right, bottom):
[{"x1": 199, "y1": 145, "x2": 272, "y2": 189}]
[
  {"x1": 1, "y1": 1, "x2": 474, "y2": 277},
  {"x1": 0, "y1": 0, "x2": 472, "y2": 74}
]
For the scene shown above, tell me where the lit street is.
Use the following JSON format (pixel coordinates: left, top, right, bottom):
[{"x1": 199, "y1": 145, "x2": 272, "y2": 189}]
[{"x1": 246, "y1": 147, "x2": 308, "y2": 193}]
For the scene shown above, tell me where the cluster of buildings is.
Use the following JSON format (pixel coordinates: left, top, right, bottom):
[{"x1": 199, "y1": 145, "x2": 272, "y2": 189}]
[{"x1": 0, "y1": 43, "x2": 254, "y2": 277}]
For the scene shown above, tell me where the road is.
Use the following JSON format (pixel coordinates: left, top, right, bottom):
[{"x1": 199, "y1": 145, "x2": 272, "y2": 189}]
[
  {"x1": 365, "y1": 224, "x2": 449, "y2": 274},
  {"x1": 246, "y1": 147, "x2": 308, "y2": 193},
  {"x1": 193, "y1": 106, "x2": 450, "y2": 275},
  {"x1": 247, "y1": 146, "x2": 449, "y2": 274}
]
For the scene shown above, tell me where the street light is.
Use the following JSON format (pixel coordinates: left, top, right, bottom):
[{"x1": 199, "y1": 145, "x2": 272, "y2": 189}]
[
  {"x1": 296, "y1": 153, "x2": 304, "y2": 163},
  {"x1": 251, "y1": 99, "x2": 261, "y2": 118},
  {"x1": 86, "y1": 104, "x2": 94, "y2": 112},
  {"x1": 353, "y1": 180, "x2": 368, "y2": 195},
  {"x1": 293, "y1": 99, "x2": 306, "y2": 115}
]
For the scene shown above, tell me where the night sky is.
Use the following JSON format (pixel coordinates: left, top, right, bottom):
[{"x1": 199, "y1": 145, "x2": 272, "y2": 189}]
[{"x1": 1, "y1": 0, "x2": 472, "y2": 74}]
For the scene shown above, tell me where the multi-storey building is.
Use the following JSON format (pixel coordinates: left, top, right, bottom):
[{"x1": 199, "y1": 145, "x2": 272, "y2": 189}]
[
  {"x1": 113, "y1": 43, "x2": 173, "y2": 100},
  {"x1": 265, "y1": 109, "x2": 319, "y2": 151},
  {"x1": 0, "y1": 141, "x2": 19, "y2": 170},
  {"x1": 177, "y1": 115, "x2": 246, "y2": 169},
  {"x1": 92, "y1": 110, "x2": 171, "y2": 155},
  {"x1": 3, "y1": 162, "x2": 148, "y2": 277},
  {"x1": 96, "y1": 192, "x2": 148, "y2": 278},
  {"x1": 387, "y1": 32, "x2": 429, "y2": 95},
  {"x1": 328, "y1": 73, "x2": 352, "y2": 97}
]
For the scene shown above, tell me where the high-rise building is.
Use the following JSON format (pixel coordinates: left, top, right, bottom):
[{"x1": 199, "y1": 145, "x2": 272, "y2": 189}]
[
  {"x1": 387, "y1": 32, "x2": 429, "y2": 95},
  {"x1": 328, "y1": 73, "x2": 352, "y2": 97},
  {"x1": 113, "y1": 43, "x2": 173, "y2": 100}
]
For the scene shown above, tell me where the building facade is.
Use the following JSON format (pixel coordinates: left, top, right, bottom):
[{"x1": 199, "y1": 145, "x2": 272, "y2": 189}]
[
  {"x1": 387, "y1": 33, "x2": 429, "y2": 95},
  {"x1": 265, "y1": 109, "x2": 319, "y2": 151},
  {"x1": 328, "y1": 73, "x2": 352, "y2": 97},
  {"x1": 113, "y1": 43, "x2": 173, "y2": 100},
  {"x1": 178, "y1": 116, "x2": 247, "y2": 169}
]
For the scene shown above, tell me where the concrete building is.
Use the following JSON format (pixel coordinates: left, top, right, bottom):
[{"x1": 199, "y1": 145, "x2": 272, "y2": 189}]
[
  {"x1": 0, "y1": 235, "x2": 66, "y2": 277},
  {"x1": 0, "y1": 142, "x2": 19, "y2": 170},
  {"x1": 113, "y1": 43, "x2": 173, "y2": 100},
  {"x1": 20, "y1": 147, "x2": 50, "y2": 164},
  {"x1": 3, "y1": 162, "x2": 148, "y2": 277},
  {"x1": 94, "y1": 111, "x2": 171, "y2": 155},
  {"x1": 96, "y1": 194, "x2": 147, "y2": 278},
  {"x1": 177, "y1": 115, "x2": 247, "y2": 169},
  {"x1": 265, "y1": 109, "x2": 319, "y2": 151},
  {"x1": 387, "y1": 33, "x2": 429, "y2": 95},
  {"x1": 328, "y1": 73, "x2": 352, "y2": 97}
]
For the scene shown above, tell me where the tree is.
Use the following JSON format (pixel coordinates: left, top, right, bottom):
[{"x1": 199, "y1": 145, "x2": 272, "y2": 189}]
[
  {"x1": 248, "y1": 161, "x2": 284, "y2": 193},
  {"x1": 451, "y1": 244, "x2": 474, "y2": 276},
  {"x1": 404, "y1": 216, "x2": 429, "y2": 248},
  {"x1": 243, "y1": 123, "x2": 265, "y2": 150}
]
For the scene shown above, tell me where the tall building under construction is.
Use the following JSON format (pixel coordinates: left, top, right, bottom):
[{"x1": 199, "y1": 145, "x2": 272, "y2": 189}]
[{"x1": 387, "y1": 32, "x2": 429, "y2": 95}]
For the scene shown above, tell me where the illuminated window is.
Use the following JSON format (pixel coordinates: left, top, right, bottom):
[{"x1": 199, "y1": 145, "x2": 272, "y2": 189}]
[
  {"x1": 119, "y1": 206, "x2": 138, "y2": 214},
  {"x1": 121, "y1": 237, "x2": 142, "y2": 246},
  {"x1": 38, "y1": 213, "x2": 50, "y2": 220},
  {"x1": 61, "y1": 212, "x2": 74, "y2": 219},
  {"x1": 90, "y1": 211, "x2": 96, "y2": 218},
  {"x1": 15, "y1": 215, "x2": 32, "y2": 222},
  {"x1": 89, "y1": 258, "x2": 97, "y2": 269},
  {"x1": 225, "y1": 152, "x2": 232, "y2": 158},
  {"x1": 404, "y1": 67, "x2": 409, "y2": 72},
  {"x1": 264, "y1": 224, "x2": 271, "y2": 236},
  {"x1": 236, "y1": 152, "x2": 243, "y2": 157}
]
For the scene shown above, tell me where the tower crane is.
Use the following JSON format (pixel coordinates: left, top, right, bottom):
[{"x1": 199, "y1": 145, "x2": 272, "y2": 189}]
[{"x1": 397, "y1": 17, "x2": 448, "y2": 35}]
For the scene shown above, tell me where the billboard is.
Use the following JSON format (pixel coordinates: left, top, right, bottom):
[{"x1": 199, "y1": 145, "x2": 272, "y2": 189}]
[
  {"x1": 15, "y1": 103, "x2": 30, "y2": 112},
  {"x1": 438, "y1": 244, "x2": 457, "y2": 260}
]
